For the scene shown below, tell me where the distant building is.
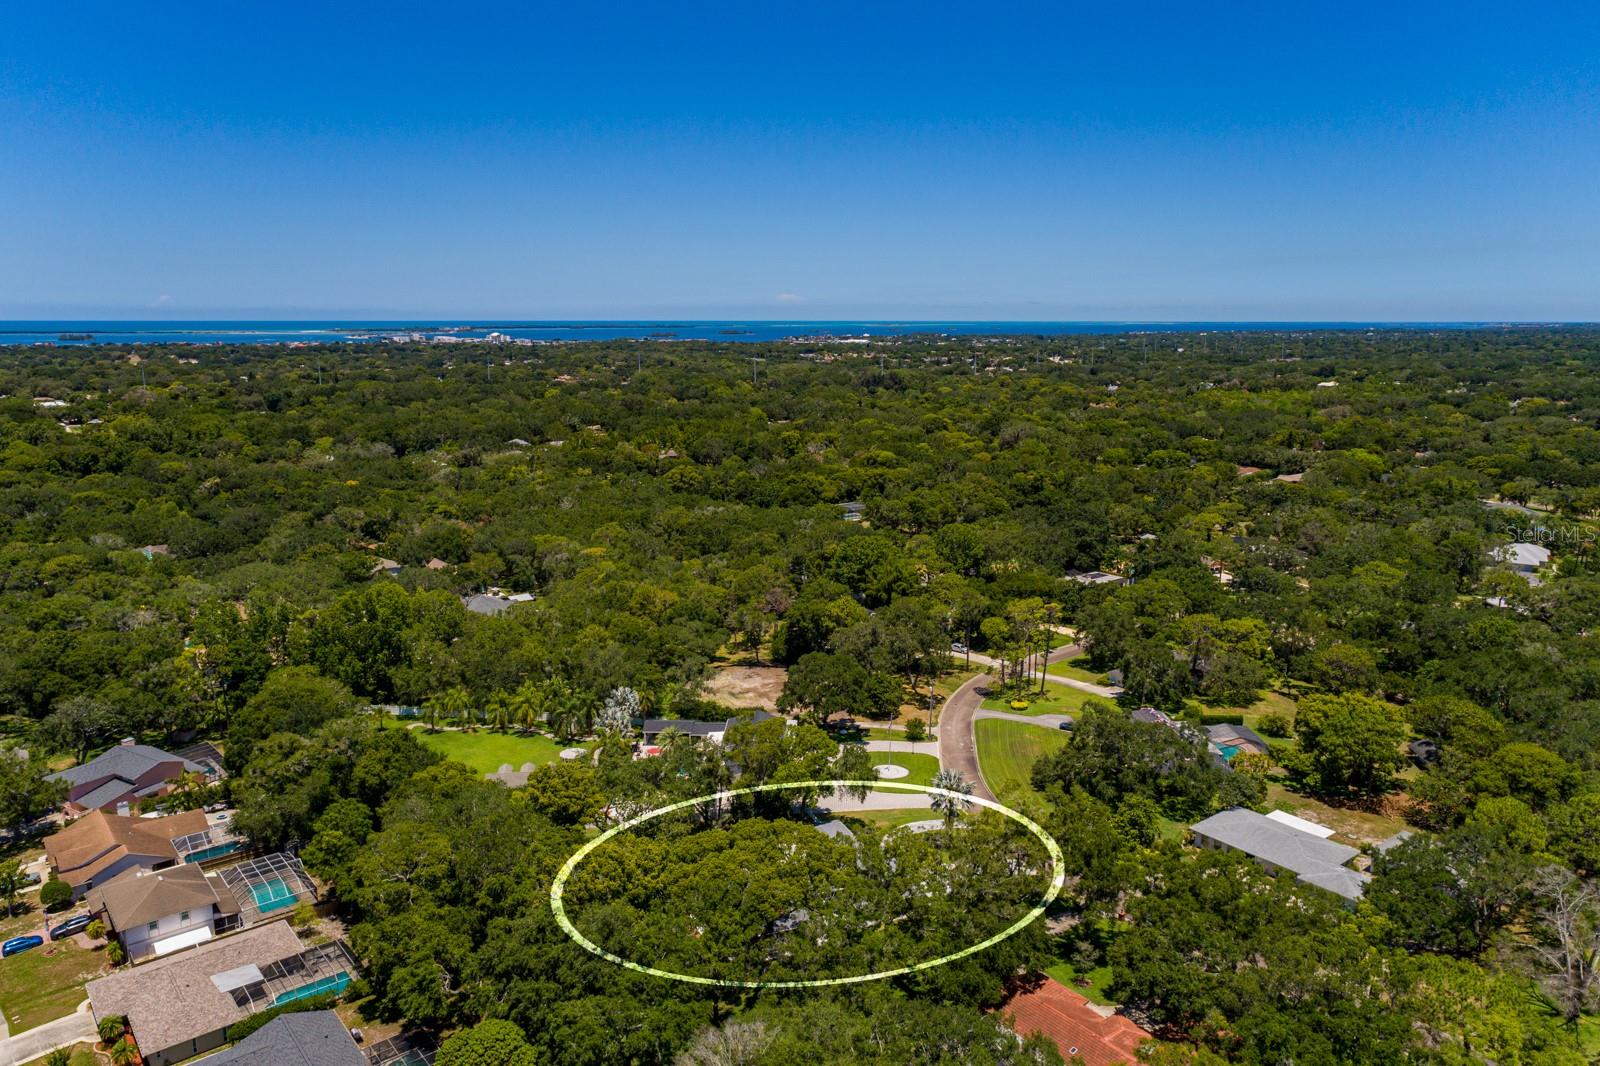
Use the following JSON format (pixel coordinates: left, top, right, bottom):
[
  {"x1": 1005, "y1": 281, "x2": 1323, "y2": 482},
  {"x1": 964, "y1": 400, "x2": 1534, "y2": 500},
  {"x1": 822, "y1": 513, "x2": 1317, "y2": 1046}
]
[
  {"x1": 1492, "y1": 542, "x2": 1551, "y2": 574},
  {"x1": 369, "y1": 558, "x2": 402, "y2": 577},
  {"x1": 463, "y1": 589, "x2": 535, "y2": 616},
  {"x1": 1274, "y1": 472, "x2": 1305, "y2": 483},
  {"x1": 138, "y1": 544, "x2": 172, "y2": 560},
  {"x1": 1066, "y1": 570, "x2": 1128, "y2": 587},
  {"x1": 1205, "y1": 723, "x2": 1270, "y2": 761},
  {"x1": 1190, "y1": 808, "x2": 1371, "y2": 903},
  {"x1": 840, "y1": 501, "x2": 866, "y2": 522},
  {"x1": 424, "y1": 557, "x2": 449, "y2": 570},
  {"x1": 640, "y1": 712, "x2": 775, "y2": 747},
  {"x1": 49, "y1": 740, "x2": 207, "y2": 816}
]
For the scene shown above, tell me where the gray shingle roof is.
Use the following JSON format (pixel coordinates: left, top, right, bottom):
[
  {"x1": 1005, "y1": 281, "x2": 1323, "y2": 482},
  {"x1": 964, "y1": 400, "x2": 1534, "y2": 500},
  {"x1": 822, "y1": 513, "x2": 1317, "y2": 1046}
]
[
  {"x1": 1191, "y1": 808, "x2": 1371, "y2": 901},
  {"x1": 202, "y1": 1010, "x2": 365, "y2": 1065},
  {"x1": 87, "y1": 921, "x2": 305, "y2": 1055},
  {"x1": 51, "y1": 744, "x2": 202, "y2": 788},
  {"x1": 86, "y1": 864, "x2": 234, "y2": 929}
]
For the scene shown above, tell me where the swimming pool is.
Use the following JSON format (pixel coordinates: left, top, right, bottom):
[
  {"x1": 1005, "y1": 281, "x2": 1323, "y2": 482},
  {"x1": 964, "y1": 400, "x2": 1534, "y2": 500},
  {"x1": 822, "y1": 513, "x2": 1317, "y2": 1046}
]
[
  {"x1": 182, "y1": 841, "x2": 243, "y2": 864},
  {"x1": 272, "y1": 971, "x2": 351, "y2": 1006},
  {"x1": 250, "y1": 878, "x2": 299, "y2": 913}
]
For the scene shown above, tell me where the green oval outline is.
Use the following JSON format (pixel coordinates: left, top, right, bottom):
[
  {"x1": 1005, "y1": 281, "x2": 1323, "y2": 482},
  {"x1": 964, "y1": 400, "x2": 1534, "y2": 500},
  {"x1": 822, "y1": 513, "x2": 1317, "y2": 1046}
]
[{"x1": 548, "y1": 779, "x2": 1066, "y2": 988}]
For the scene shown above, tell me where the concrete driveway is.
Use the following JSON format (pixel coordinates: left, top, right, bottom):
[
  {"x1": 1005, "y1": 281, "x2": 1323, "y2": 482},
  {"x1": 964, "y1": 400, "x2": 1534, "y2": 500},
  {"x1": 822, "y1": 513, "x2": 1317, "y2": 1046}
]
[{"x1": 0, "y1": 999, "x2": 96, "y2": 1066}]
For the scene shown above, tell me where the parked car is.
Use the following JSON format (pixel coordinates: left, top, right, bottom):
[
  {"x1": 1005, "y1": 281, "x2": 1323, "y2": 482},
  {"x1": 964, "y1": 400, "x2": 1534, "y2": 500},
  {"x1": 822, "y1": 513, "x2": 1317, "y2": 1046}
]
[
  {"x1": 1056, "y1": 720, "x2": 1075, "y2": 731},
  {"x1": 20, "y1": 871, "x2": 40, "y2": 886},
  {"x1": 950, "y1": 642, "x2": 967, "y2": 653},
  {"x1": 2, "y1": 935, "x2": 43, "y2": 957},
  {"x1": 49, "y1": 914, "x2": 93, "y2": 941}
]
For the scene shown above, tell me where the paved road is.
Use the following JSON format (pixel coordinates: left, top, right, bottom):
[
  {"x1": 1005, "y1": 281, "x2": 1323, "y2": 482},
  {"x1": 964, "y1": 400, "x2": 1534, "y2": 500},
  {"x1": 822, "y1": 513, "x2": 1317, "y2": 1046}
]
[
  {"x1": 0, "y1": 1000, "x2": 95, "y2": 1066},
  {"x1": 936, "y1": 673, "x2": 997, "y2": 803}
]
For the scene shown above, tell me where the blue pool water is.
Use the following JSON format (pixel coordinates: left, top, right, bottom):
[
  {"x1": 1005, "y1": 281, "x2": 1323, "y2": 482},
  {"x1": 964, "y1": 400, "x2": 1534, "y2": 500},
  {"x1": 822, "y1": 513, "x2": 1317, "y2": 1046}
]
[
  {"x1": 273, "y1": 972, "x2": 351, "y2": 1006},
  {"x1": 182, "y1": 841, "x2": 242, "y2": 864},
  {"x1": 250, "y1": 878, "x2": 298, "y2": 913}
]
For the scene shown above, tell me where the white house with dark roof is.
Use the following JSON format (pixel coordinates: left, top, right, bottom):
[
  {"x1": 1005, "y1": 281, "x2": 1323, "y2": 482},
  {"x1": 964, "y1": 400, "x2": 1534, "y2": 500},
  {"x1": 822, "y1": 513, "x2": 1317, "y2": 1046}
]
[
  {"x1": 85, "y1": 863, "x2": 241, "y2": 961},
  {"x1": 1191, "y1": 807, "x2": 1371, "y2": 903}
]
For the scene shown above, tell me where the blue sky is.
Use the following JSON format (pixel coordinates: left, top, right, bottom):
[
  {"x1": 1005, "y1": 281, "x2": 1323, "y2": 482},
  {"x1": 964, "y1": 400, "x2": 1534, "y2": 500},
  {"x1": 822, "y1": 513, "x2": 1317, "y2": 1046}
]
[{"x1": 2, "y1": 2, "x2": 1597, "y2": 320}]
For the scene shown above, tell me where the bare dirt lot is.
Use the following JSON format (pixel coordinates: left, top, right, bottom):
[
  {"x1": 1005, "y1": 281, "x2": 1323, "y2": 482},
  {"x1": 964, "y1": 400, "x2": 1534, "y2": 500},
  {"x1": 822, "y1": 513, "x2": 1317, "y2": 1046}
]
[{"x1": 702, "y1": 666, "x2": 788, "y2": 711}]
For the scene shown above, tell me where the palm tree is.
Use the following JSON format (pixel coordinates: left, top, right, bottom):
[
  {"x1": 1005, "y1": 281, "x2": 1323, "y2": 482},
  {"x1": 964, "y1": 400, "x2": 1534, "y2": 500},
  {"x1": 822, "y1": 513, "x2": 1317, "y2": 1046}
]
[
  {"x1": 97, "y1": 1015, "x2": 126, "y2": 1045},
  {"x1": 109, "y1": 1037, "x2": 140, "y2": 1066},
  {"x1": 930, "y1": 768, "x2": 973, "y2": 823},
  {"x1": 509, "y1": 680, "x2": 544, "y2": 733},
  {"x1": 486, "y1": 690, "x2": 512, "y2": 732},
  {"x1": 437, "y1": 686, "x2": 473, "y2": 730}
]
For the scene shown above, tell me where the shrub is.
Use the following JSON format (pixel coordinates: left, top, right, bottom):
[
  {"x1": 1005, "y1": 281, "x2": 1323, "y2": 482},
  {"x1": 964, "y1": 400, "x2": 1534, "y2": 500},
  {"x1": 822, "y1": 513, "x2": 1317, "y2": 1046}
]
[
  {"x1": 1259, "y1": 713, "x2": 1293, "y2": 738},
  {"x1": 85, "y1": 918, "x2": 105, "y2": 940},
  {"x1": 97, "y1": 1014, "x2": 127, "y2": 1043},
  {"x1": 1200, "y1": 712, "x2": 1245, "y2": 726},
  {"x1": 39, "y1": 876, "x2": 73, "y2": 912},
  {"x1": 105, "y1": 941, "x2": 126, "y2": 966},
  {"x1": 224, "y1": 993, "x2": 337, "y2": 1042},
  {"x1": 904, "y1": 717, "x2": 927, "y2": 742}
]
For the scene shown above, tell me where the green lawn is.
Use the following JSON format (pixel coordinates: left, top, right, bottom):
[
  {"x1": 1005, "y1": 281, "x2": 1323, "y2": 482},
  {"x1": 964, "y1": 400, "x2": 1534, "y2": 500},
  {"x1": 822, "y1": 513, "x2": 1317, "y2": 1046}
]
[
  {"x1": 864, "y1": 727, "x2": 935, "y2": 743},
  {"x1": 980, "y1": 681, "x2": 1099, "y2": 718},
  {"x1": 1044, "y1": 960, "x2": 1116, "y2": 1005},
  {"x1": 1579, "y1": 1013, "x2": 1599, "y2": 1058},
  {"x1": 1263, "y1": 784, "x2": 1407, "y2": 846},
  {"x1": 975, "y1": 719, "x2": 1070, "y2": 811},
  {"x1": 868, "y1": 752, "x2": 940, "y2": 787},
  {"x1": 1044, "y1": 917, "x2": 1127, "y2": 1006},
  {"x1": 0, "y1": 939, "x2": 107, "y2": 1033},
  {"x1": 1051, "y1": 655, "x2": 1109, "y2": 684},
  {"x1": 836, "y1": 808, "x2": 940, "y2": 832},
  {"x1": 413, "y1": 729, "x2": 572, "y2": 775}
]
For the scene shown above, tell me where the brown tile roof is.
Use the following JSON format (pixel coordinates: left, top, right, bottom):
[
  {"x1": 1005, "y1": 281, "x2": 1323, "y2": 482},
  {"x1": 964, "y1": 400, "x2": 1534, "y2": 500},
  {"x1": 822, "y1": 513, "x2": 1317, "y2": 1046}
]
[
  {"x1": 87, "y1": 921, "x2": 304, "y2": 1056},
  {"x1": 43, "y1": 808, "x2": 208, "y2": 888},
  {"x1": 86, "y1": 863, "x2": 236, "y2": 929},
  {"x1": 999, "y1": 978, "x2": 1149, "y2": 1066}
]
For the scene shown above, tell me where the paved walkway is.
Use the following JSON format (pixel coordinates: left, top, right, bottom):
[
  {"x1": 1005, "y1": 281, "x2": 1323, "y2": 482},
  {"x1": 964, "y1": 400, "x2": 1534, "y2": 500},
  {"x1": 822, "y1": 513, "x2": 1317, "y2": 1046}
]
[
  {"x1": 862, "y1": 739, "x2": 940, "y2": 757},
  {"x1": 0, "y1": 1000, "x2": 96, "y2": 1066},
  {"x1": 973, "y1": 708, "x2": 1075, "y2": 730},
  {"x1": 935, "y1": 673, "x2": 997, "y2": 803},
  {"x1": 816, "y1": 791, "x2": 933, "y2": 812}
]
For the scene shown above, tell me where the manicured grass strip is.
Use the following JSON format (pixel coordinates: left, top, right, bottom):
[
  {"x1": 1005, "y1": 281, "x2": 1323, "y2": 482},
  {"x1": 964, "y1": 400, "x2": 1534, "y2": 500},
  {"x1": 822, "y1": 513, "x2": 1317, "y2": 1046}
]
[
  {"x1": 974, "y1": 719, "x2": 1070, "y2": 811},
  {"x1": 414, "y1": 729, "x2": 570, "y2": 775},
  {"x1": 1052, "y1": 655, "x2": 1107, "y2": 682},
  {"x1": 0, "y1": 939, "x2": 107, "y2": 1033},
  {"x1": 867, "y1": 752, "x2": 940, "y2": 787},
  {"x1": 980, "y1": 682, "x2": 1098, "y2": 718}
]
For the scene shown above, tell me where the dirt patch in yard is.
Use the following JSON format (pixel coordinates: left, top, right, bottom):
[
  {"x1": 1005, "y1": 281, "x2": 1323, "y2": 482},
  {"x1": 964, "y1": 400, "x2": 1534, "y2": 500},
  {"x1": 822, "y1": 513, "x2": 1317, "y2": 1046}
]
[{"x1": 701, "y1": 666, "x2": 788, "y2": 711}]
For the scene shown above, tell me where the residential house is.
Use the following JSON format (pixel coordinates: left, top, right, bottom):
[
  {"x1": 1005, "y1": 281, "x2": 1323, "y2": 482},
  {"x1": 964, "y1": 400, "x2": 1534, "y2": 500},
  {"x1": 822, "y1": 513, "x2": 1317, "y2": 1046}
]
[
  {"x1": 424, "y1": 557, "x2": 449, "y2": 570},
  {"x1": 369, "y1": 558, "x2": 402, "y2": 577},
  {"x1": 840, "y1": 501, "x2": 866, "y2": 522},
  {"x1": 1492, "y1": 542, "x2": 1551, "y2": 576},
  {"x1": 87, "y1": 921, "x2": 357, "y2": 1066},
  {"x1": 1190, "y1": 807, "x2": 1371, "y2": 903},
  {"x1": 200, "y1": 1010, "x2": 365, "y2": 1065},
  {"x1": 49, "y1": 740, "x2": 207, "y2": 816},
  {"x1": 640, "y1": 712, "x2": 774, "y2": 747},
  {"x1": 43, "y1": 808, "x2": 209, "y2": 898},
  {"x1": 1204, "y1": 723, "x2": 1270, "y2": 762},
  {"x1": 999, "y1": 977, "x2": 1149, "y2": 1066},
  {"x1": 85, "y1": 863, "x2": 241, "y2": 961},
  {"x1": 1066, "y1": 570, "x2": 1129, "y2": 587},
  {"x1": 463, "y1": 588, "x2": 535, "y2": 616}
]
